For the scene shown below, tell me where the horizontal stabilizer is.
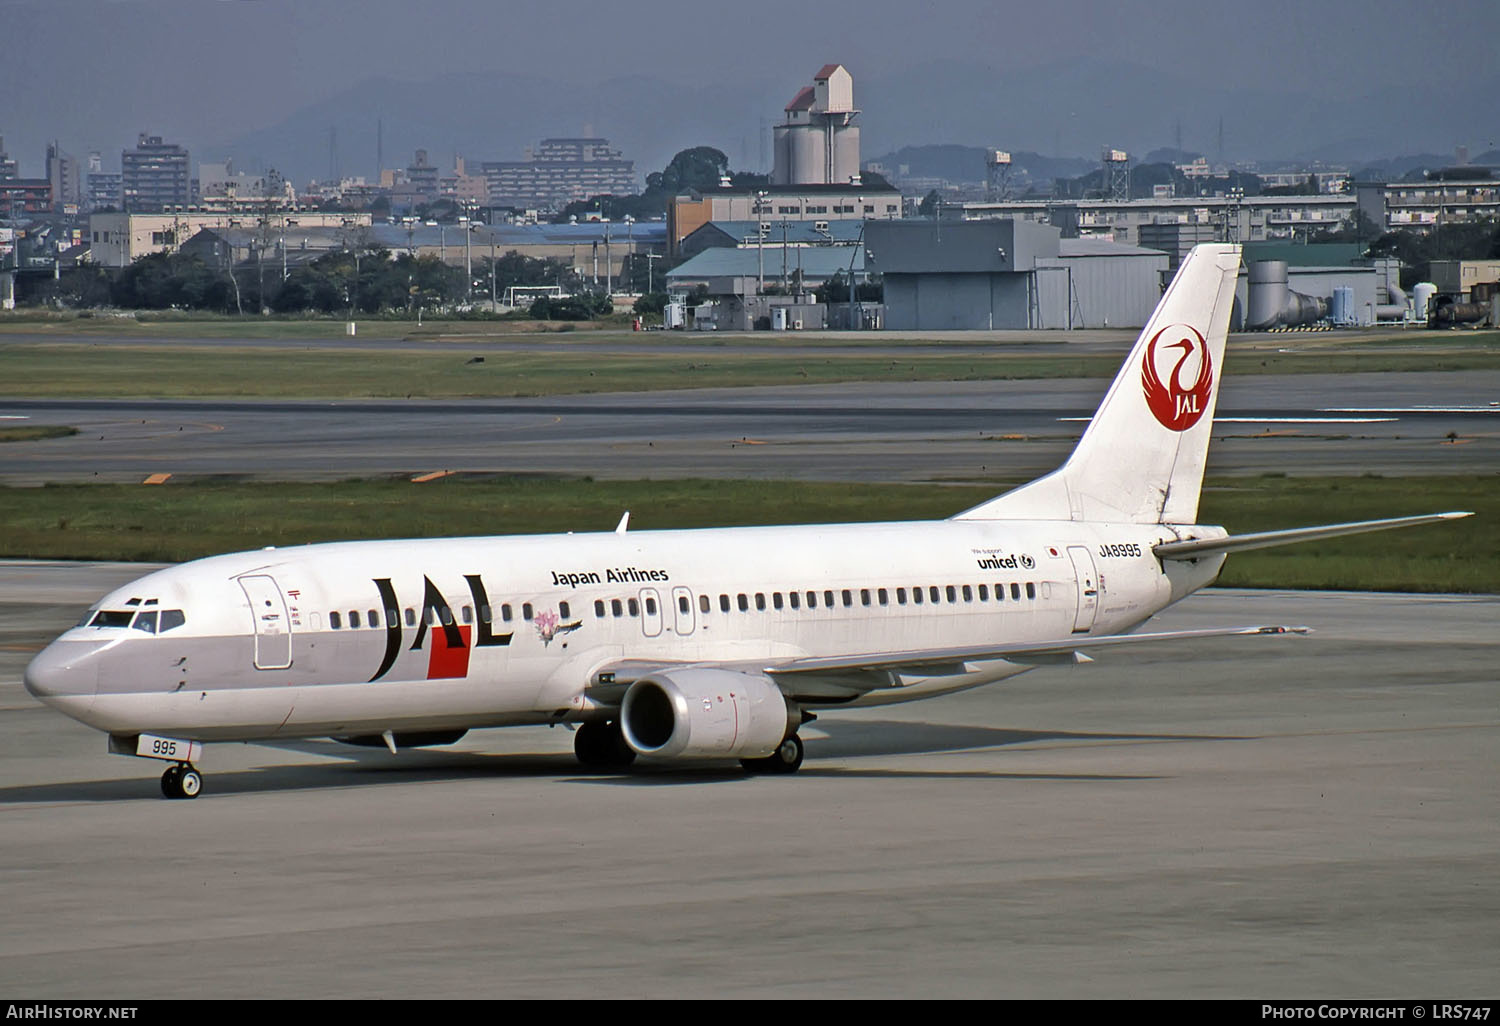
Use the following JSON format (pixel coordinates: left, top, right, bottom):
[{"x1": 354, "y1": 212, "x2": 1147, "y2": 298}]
[{"x1": 1154, "y1": 512, "x2": 1473, "y2": 561}]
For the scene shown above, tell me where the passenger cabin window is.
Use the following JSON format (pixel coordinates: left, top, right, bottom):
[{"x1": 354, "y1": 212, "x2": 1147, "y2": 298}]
[
  {"x1": 349, "y1": 610, "x2": 361, "y2": 629},
  {"x1": 679, "y1": 595, "x2": 691, "y2": 614},
  {"x1": 860, "y1": 589, "x2": 871, "y2": 606},
  {"x1": 461, "y1": 606, "x2": 473, "y2": 624},
  {"x1": 559, "y1": 602, "x2": 571, "y2": 619},
  {"x1": 738, "y1": 594, "x2": 749, "y2": 612},
  {"x1": 645, "y1": 596, "x2": 657, "y2": 616},
  {"x1": 896, "y1": 588, "x2": 907, "y2": 605},
  {"x1": 807, "y1": 591, "x2": 818, "y2": 608},
  {"x1": 913, "y1": 587, "x2": 923, "y2": 605},
  {"x1": 979, "y1": 585, "x2": 989, "y2": 601},
  {"x1": 369, "y1": 608, "x2": 380, "y2": 626},
  {"x1": 946, "y1": 586, "x2": 957, "y2": 603},
  {"x1": 330, "y1": 611, "x2": 342, "y2": 629},
  {"x1": 405, "y1": 608, "x2": 416, "y2": 626},
  {"x1": 521, "y1": 603, "x2": 533, "y2": 622},
  {"x1": 440, "y1": 607, "x2": 454, "y2": 627},
  {"x1": 501, "y1": 604, "x2": 513, "y2": 622},
  {"x1": 842, "y1": 590, "x2": 852, "y2": 607},
  {"x1": 929, "y1": 586, "x2": 940, "y2": 603},
  {"x1": 611, "y1": 599, "x2": 623, "y2": 617},
  {"x1": 594, "y1": 600, "x2": 606, "y2": 618},
  {"x1": 1026, "y1": 582, "x2": 1037, "y2": 599},
  {"x1": 823, "y1": 590, "x2": 834, "y2": 607},
  {"x1": 962, "y1": 586, "x2": 973, "y2": 602},
  {"x1": 772, "y1": 593, "x2": 783, "y2": 610},
  {"x1": 699, "y1": 595, "x2": 710, "y2": 614},
  {"x1": 627, "y1": 598, "x2": 639, "y2": 617},
  {"x1": 789, "y1": 592, "x2": 800, "y2": 609},
  {"x1": 755, "y1": 594, "x2": 766, "y2": 611},
  {"x1": 878, "y1": 588, "x2": 888, "y2": 606},
  {"x1": 1010, "y1": 583, "x2": 1021, "y2": 600}
]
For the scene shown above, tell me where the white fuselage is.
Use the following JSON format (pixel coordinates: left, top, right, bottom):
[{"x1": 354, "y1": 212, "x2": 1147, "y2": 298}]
[{"x1": 25, "y1": 517, "x2": 1225, "y2": 743}]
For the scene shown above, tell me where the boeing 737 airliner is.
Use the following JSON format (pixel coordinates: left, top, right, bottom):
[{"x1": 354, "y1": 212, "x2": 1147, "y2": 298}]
[{"x1": 24, "y1": 244, "x2": 1470, "y2": 798}]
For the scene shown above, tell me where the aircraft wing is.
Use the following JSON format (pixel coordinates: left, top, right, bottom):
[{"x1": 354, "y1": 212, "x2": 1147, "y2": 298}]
[
  {"x1": 760, "y1": 625, "x2": 1307, "y2": 676},
  {"x1": 588, "y1": 625, "x2": 1307, "y2": 704}
]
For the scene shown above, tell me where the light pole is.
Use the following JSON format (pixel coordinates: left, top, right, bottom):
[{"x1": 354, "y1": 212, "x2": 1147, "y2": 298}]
[
  {"x1": 604, "y1": 222, "x2": 612, "y2": 297},
  {"x1": 624, "y1": 214, "x2": 634, "y2": 292},
  {"x1": 847, "y1": 221, "x2": 865, "y2": 331},
  {"x1": 460, "y1": 215, "x2": 472, "y2": 302},
  {"x1": 754, "y1": 190, "x2": 768, "y2": 297}
]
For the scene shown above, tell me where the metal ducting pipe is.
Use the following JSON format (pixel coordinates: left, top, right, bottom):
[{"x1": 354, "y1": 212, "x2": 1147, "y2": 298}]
[
  {"x1": 1246, "y1": 260, "x2": 1329, "y2": 329},
  {"x1": 1431, "y1": 300, "x2": 1489, "y2": 326},
  {"x1": 1375, "y1": 280, "x2": 1409, "y2": 322}
]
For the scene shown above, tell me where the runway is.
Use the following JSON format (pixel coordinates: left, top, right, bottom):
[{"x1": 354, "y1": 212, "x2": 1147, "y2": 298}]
[
  {"x1": 3, "y1": 370, "x2": 1497, "y2": 484},
  {"x1": 1, "y1": 562, "x2": 1494, "y2": 997}
]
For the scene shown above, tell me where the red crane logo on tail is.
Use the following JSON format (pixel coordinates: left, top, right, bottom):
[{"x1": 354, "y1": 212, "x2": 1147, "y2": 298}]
[{"x1": 1142, "y1": 324, "x2": 1213, "y2": 432}]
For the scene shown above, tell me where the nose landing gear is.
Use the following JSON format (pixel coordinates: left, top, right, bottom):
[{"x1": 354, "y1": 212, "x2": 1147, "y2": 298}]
[{"x1": 160, "y1": 763, "x2": 203, "y2": 799}]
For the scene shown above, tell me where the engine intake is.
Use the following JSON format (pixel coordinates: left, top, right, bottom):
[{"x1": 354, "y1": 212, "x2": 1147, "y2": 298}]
[{"x1": 620, "y1": 668, "x2": 794, "y2": 760}]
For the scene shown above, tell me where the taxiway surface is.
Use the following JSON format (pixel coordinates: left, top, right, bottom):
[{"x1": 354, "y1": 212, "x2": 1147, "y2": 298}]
[
  {"x1": 3, "y1": 371, "x2": 1497, "y2": 484},
  {"x1": 1, "y1": 562, "x2": 1494, "y2": 998}
]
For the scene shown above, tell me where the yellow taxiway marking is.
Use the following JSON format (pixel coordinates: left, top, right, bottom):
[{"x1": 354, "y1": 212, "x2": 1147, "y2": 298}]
[
  {"x1": 411, "y1": 470, "x2": 455, "y2": 483},
  {"x1": 142, "y1": 473, "x2": 172, "y2": 485}
]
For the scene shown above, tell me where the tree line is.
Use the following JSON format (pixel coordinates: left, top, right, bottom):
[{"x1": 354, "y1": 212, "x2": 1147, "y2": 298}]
[{"x1": 21, "y1": 247, "x2": 615, "y2": 317}]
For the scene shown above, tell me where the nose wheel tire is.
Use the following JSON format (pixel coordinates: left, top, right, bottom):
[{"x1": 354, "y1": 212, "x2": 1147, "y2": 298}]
[
  {"x1": 741, "y1": 733, "x2": 804, "y2": 775},
  {"x1": 161, "y1": 764, "x2": 203, "y2": 799}
]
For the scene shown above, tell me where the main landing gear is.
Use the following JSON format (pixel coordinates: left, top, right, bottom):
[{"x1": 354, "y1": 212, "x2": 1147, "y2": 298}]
[
  {"x1": 740, "y1": 734, "x2": 805, "y2": 775},
  {"x1": 160, "y1": 762, "x2": 203, "y2": 800},
  {"x1": 573, "y1": 719, "x2": 637, "y2": 770}
]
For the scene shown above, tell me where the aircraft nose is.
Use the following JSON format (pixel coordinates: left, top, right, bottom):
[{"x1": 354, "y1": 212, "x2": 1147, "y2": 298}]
[{"x1": 24, "y1": 639, "x2": 101, "y2": 709}]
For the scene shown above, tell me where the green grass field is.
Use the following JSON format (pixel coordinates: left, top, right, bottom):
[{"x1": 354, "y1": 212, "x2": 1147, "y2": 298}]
[
  {"x1": 1, "y1": 474, "x2": 1489, "y2": 592},
  {"x1": 2, "y1": 335, "x2": 1498, "y2": 398}
]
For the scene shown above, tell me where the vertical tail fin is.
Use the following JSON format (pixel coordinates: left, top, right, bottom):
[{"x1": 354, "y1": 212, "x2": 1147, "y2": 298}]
[{"x1": 954, "y1": 243, "x2": 1241, "y2": 525}]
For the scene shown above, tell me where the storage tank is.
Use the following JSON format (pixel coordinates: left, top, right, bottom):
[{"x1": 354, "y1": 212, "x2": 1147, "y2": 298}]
[
  {"x1": 1330, "y1": 286, "x2": 1355, "y2": 326},
  {"x1": 1412, "y1": 282, "x2": 1437, "y2": 322}
]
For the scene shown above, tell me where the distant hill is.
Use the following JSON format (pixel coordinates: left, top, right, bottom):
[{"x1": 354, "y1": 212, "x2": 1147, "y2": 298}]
[{"x1": 205, "y1": 58, "x2": 1500, "y2": 190}]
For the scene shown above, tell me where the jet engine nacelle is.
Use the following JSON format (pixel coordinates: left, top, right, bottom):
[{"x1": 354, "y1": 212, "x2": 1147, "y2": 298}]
[{"x1": 620, "y1": 668, "x2": 795, "y2": 760}]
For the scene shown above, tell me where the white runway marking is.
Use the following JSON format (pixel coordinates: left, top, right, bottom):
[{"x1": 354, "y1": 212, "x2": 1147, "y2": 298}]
[
  {"x1": 1322, "y1": 406, "x2": 1500, "y2": 414},
  {"x1": 1058, "y1": 416, "x2": 1398, "y2": 424}
]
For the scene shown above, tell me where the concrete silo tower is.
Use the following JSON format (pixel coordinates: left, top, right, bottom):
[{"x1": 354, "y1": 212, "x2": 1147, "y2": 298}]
[{"x1": 772, "y1": 65, "x2": 861, "y2": 186}]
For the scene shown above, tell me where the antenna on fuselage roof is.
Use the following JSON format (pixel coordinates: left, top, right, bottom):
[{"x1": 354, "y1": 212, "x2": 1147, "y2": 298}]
[{"x1": 615, "y1": 512, "x2": 630, "y2": 534}]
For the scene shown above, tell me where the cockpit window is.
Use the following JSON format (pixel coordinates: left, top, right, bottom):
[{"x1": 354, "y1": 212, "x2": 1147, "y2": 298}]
[
  {"x1": 159, "y1": 610, "x2": 186, "y2": 632},
  {"x1": 89, "y1": 610, "x2": 134, "y2": 628},
  {"x1": 132, "y1": 611, "x2": 158, "y2": 634}
]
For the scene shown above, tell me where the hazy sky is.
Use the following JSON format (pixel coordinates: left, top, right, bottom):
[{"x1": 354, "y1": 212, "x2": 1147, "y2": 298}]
[{"x1": 3, "y1": 0, "x2": 1498, "y2": 176}]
